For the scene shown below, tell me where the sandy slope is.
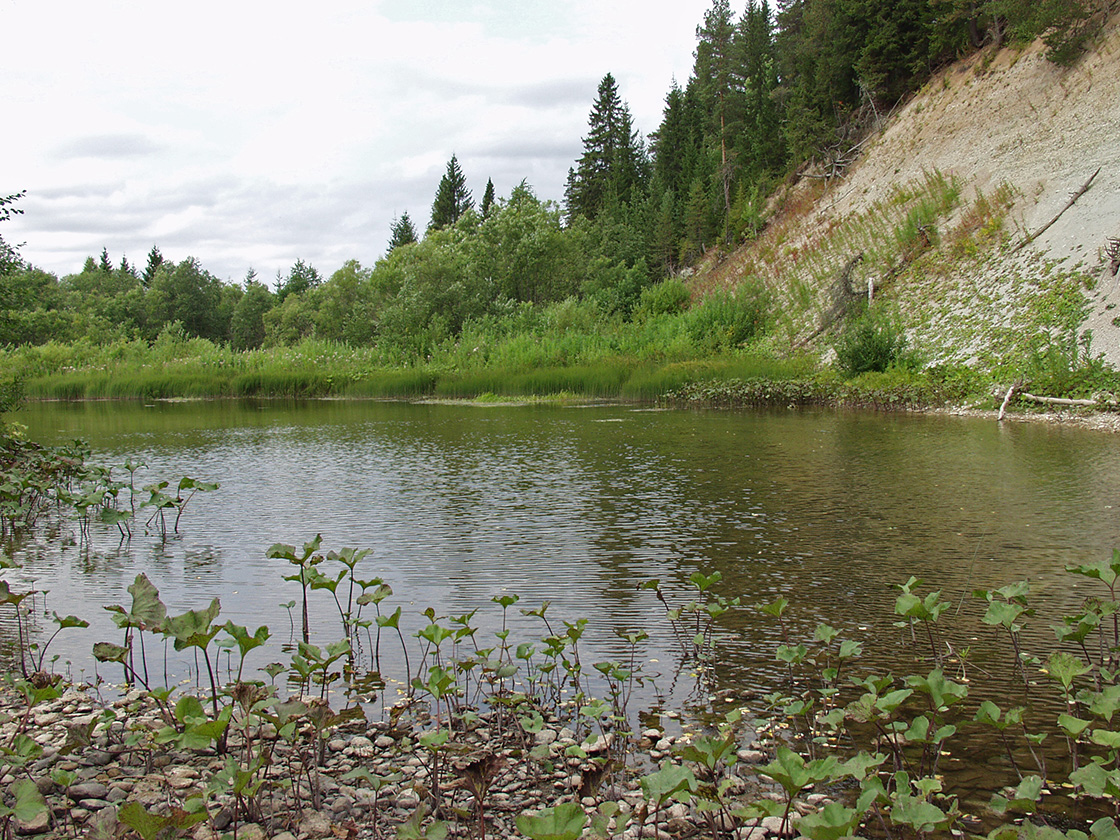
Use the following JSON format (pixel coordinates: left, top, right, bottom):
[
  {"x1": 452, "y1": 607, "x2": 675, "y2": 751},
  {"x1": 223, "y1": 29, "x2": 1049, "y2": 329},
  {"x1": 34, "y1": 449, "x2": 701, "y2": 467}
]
[
  {"x1": 703, "y1": 14, "x2": 1120, "y2": 369},
  {"x1": 826, "y1": 14, "x2": 1120, "y2": 363}
]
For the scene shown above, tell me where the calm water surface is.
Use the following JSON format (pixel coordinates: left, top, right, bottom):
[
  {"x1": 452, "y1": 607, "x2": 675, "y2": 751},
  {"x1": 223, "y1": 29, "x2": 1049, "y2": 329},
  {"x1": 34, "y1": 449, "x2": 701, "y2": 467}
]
[{"x1": 6, "y1": 399, "x2": 1120, "y2": 787}]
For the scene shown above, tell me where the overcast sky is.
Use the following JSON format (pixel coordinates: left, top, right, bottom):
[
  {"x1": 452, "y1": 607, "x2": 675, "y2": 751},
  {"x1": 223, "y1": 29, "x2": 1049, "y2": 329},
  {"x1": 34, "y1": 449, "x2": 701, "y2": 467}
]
[{"x1": 2, "y1": 0, "x2": 715, "y2": 284}]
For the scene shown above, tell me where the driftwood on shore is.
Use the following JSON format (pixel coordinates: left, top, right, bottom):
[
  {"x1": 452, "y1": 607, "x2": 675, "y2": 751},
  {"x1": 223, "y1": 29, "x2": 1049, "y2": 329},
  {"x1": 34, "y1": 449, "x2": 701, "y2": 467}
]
[
  {"x1": 1020, "y1": 391, "x2": 1108, "y2": 407},
  {"x1": 997, "y1": 381, "x2": 1019, "y2": 421},
  {"x1": 998, "y1": 382, "x2": 1117, "y2": 419}
]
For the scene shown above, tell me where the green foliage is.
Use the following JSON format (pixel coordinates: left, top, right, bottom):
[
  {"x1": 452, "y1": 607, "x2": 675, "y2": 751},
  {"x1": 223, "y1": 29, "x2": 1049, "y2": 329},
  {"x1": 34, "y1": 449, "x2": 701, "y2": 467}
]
[
  {"x1": 833, "y1": 306, "x2": 912, "y2": 377},
  {"x1": 634, "y1": 278, "x2": 690, "y2": 321},
  {"x1": 473, "y1": 182, "x2": 579, "y2": 304},
  {"x1": 230, "y1": 275, "x2": 274, "y2": 351},
  {"x1": 0, "y1": 190, "x2": 26, "y2": 276},
  {"x1": 685, "y1": 280, "x2": 773, "y2": 352},
  {"x1": 117, "y1": 800, "x2": 207, "y2": 840},
  {"x1": 146, "y1": 258, "x2": 226, "y2": 342}
]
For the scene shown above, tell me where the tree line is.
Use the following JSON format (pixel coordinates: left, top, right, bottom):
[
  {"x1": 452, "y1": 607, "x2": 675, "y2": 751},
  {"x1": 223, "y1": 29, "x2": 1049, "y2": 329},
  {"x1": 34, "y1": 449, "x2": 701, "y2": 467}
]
[{"x1": 1, "y1": 0, "x2": 1108, "y2": 356}]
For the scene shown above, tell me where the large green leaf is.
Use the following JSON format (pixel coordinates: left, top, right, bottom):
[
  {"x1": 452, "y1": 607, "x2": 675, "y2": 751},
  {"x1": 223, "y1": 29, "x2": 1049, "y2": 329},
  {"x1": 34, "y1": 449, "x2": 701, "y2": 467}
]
[
  {"x1": 92, "y1": 641, "x2": 129, "y2": 663},
  {"x1": 889, "y1": 794, "x2": 947, "y2": 832},
  {"x1": 1046, "y1": 651, "x2": 1090, "y2": 692},
  {"x1": 127, "y1": 573, "x2": 167, "y2": 629},
  {"x1": 905, "y1": 669, "x2": 967, "y2": 710},
  {"x1": 639, "y1": 762, "x2": 698, "y2": 805},
  {"x1": 11, "y1": 778, "x2": 47, "y2": 824},
  {"x1": 163, "y1": 598, "x2": 221, "y2": 650},
  {"x1": 1065, "y1": 551, "x2": 1120, "y2": 588},
  {"x1": 515, "y1": 802, "x2": 589, "y2": 840},
  {"x1": 796, "y1": 801, "x2": 863, "y2": 840}
]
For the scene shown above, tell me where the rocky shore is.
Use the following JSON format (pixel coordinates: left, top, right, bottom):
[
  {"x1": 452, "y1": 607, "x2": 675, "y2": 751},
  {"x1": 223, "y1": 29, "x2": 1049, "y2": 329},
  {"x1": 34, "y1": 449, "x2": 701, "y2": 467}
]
[{"x1": 0, "y1": 681, "x2": 829, "y2": 840}]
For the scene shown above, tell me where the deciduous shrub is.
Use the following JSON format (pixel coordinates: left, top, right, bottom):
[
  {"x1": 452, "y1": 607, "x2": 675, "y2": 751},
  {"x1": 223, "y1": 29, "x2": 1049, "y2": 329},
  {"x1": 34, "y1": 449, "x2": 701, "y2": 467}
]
[{"x1": 833, "y1": 306, "x2": 912, "y2": 376}]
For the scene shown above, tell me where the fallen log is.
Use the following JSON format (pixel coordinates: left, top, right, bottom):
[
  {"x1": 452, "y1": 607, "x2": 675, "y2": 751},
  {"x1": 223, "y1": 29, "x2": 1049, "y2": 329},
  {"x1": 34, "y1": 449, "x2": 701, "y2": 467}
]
[
  {"x1": 1011, "y1": 167, "x2": 1101, "y2": 253},
  {"x1": 1019, "y1": 391, "x2": 1112, "y2": 407}
]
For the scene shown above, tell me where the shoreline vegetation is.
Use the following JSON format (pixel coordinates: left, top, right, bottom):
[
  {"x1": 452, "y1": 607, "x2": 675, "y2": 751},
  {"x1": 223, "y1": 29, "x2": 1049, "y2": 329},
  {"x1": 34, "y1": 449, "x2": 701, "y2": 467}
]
[
  {"x1": 5, "y1": 336, "x2": 1119, "y2": 427},
  {"x1": 5, "y1": 163, "x2": 1118, "y2": 422}
]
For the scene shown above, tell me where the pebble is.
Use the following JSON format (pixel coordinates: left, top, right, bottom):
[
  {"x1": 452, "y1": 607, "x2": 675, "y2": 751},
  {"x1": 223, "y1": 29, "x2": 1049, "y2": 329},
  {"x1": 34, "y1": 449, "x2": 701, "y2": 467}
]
[
  {"x1": 68, "y1": 781, "x2": 110, "y2": 800},
  {"x1": 14, "y1": 811, "x2": 51, "y2": 835},
  {"x1": 761, "y1": 815, "x2": 789, "y2": 833},
  {"x1": 534, "y1": 728, "x2": 558, "y2": 745},
  {"x1": 300, "y1": 810, "x2": 333, "y2": 837},
  {"x1": 347, "y1": 735, "x2": 375, "y2": 756},
  {"x1": 0, "y1": 681, "x2": 821, "y2": 840}
]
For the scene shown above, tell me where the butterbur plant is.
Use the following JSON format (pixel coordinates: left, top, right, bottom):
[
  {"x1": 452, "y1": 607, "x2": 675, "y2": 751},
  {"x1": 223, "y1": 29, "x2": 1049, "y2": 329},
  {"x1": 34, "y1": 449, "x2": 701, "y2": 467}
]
[
  {"x1": 100, "y1": 572, "x2": 167, "y2": 689},
  {"x1": 269, "y1": 534, "x2": 323, "y2": 644},
  {"x1": 893, "y1": 575, "x2": 950, "y2": 666},
  {"x1": 0, "y1": 578, "x2": 39, "y2": 678},
  {"x1": 973, "y1": 579, "x2": 1037, "y2": 686},
  {"x1": 140, "y1": 475, "x2": 219, "y2": 538},
  {"x1": 642, "y1": 570, "x2": 741, "y2": 686}
]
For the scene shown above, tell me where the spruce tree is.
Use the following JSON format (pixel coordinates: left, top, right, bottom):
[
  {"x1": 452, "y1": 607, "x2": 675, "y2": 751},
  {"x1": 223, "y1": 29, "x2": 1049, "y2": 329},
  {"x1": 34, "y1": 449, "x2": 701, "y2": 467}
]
[
  {"x1": 736, "y1": 1, "x2": 785, "y2": 180},
  {"x1": 429, "y1": 155, "x2": 473, "y2": 231},
  {"x1": 389, "y1": 212, "x2": 419, "y2": 251},
  {"x1": 480, "y1": 179, "x2": 496, "y2": 219},
  {"x1": 694, "y1": 0, "x2": 742, "y2": 229},
  {"x1": 99, "y1": 247, "x2": 114, "y2": 273},
  {"x1": 142, "y1": 245, "x2": 164, "y2": 288},
  {"x1": 275, "y1": 259, "x2": 321, "y2": 302},
  {"x1": 565, "y1": 73, "x2": 648, "y2": 223}
]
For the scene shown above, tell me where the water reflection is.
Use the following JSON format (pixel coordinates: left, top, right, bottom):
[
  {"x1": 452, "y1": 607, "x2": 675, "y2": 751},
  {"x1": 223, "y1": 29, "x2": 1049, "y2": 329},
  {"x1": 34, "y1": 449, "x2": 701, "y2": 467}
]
[{"x1": 6, "y1": 400, "x2": 1120, "y2": 717}]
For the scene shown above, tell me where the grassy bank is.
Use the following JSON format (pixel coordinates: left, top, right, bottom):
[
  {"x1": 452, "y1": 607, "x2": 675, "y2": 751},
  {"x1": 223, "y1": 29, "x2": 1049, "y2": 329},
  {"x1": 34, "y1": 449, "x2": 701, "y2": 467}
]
[
  {"x1": 5, "y1": 335, "x2": 990, "y2": 410},
  {"x1": 5, "y1": 169, "x2": 1118, "y2": 413}
]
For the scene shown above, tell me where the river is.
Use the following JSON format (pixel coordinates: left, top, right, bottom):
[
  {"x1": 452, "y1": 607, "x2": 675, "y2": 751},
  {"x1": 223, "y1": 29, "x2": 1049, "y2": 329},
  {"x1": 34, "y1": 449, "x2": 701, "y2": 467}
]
[{"x1": 4, "y1": 399, "x2": 1120, "y2": 807}]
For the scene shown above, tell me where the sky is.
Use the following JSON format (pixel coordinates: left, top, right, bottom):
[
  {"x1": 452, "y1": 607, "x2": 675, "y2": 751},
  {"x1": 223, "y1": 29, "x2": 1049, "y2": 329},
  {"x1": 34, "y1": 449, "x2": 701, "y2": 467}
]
[{"x1": 2, "y1": 0, "x2": 716, "y2": 284}]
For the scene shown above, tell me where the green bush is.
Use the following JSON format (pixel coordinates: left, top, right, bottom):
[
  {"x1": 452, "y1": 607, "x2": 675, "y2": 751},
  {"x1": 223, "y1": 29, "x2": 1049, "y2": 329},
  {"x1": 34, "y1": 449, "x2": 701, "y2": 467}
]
[
  {"x1": 685, "y1": 280, "x2": 773, "y2": 352},
  {"x1": 634, "y1": 278, "x2": 691, "y2": 321},
  {"x1": 833, "y1": 307, "x2": 912, "y2": 376}
]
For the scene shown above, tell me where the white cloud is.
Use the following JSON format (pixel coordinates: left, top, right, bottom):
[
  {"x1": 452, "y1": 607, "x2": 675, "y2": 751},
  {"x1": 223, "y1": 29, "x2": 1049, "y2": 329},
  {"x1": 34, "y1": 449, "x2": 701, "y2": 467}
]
[{"x1": 1, "y1": 0, "x2": 712, "y2": 281}]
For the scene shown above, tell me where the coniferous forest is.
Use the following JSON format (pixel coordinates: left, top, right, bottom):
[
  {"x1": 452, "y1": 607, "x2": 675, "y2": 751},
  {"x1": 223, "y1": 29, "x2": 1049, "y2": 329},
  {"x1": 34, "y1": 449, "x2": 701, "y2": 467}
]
[{"x1": 1, "y1": 0, "x2": 1113, "y2": 404}]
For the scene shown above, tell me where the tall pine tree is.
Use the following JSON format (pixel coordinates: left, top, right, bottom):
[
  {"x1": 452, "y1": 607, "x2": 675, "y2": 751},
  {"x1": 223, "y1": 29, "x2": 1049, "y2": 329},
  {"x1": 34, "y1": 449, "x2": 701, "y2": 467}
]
[
  {"x1": 693, "y1": 0, "x2": 742, "y2": 229},
  {"x1": 736, "y1": 1, "x2": 784, "y2": 180},
  {"x1": 429, "y1": 155, "x2": 473, "y2": 231},
  {"x1": 565, "y1": 73, "x2": 648, "y2": 223}
]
